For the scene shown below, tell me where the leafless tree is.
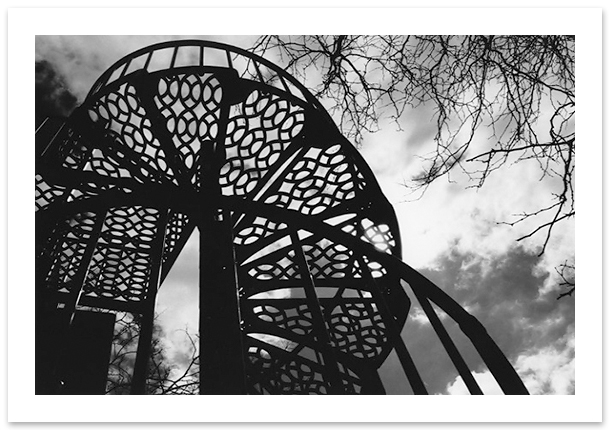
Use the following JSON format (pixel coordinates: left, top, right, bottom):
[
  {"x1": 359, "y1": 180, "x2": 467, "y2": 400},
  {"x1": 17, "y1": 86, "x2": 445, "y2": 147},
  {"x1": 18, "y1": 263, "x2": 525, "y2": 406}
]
[
  {"x1": 250, "y1": 35, "x2": 575, "y2": 294},
  {"x1": 556, "y1": 260, "x2": 576, "y2": 300},
  {"x1": 105, "y1": 312, "x2": 200, "y2": 394}
]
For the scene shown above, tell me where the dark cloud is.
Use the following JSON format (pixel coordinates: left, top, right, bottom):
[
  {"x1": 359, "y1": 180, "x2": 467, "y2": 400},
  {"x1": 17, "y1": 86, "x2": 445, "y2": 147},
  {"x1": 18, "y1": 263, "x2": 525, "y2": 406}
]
[
  {"x1": 35, "y1": 60, "x2": 78, "y2": 128},
  {"x1": 423, "y1": 246, "x2": 574, "y2": 352},
  {"x1": 382, "y1": 245, "x2": 575, "y2": 394}
]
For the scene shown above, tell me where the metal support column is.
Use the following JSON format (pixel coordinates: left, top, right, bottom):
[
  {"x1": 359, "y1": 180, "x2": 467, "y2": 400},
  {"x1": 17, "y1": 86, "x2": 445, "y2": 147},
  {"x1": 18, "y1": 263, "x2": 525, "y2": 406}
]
[
  {"x1": 131, "y1": 208, "x2": 169, "y2": 394},
  {"x1": 197, "y1": 94, "x2": 247, "y2": 395},
  {"x1": 198, "y1": 207, "x2": 247, "y2": 394}
]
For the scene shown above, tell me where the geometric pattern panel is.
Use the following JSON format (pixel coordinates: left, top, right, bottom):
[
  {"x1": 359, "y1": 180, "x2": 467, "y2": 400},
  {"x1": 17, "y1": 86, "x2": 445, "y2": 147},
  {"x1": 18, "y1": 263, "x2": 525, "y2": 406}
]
[
  {"x1": 42, "y1": 211, "x2": 98, "y2": 296},
  {"x1": 82, "y1": 206, "x2": 161, "y2": 303}
]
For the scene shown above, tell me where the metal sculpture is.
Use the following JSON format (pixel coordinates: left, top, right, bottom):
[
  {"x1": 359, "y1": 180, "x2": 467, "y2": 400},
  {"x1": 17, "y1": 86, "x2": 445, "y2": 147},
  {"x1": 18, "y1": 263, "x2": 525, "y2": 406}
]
[{"x1": 35, "y1": 40, "x2": 528, "y2": 395}]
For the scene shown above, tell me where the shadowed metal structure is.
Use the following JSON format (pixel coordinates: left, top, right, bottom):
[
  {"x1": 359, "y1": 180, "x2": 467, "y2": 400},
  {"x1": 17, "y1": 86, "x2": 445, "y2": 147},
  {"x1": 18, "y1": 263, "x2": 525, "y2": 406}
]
[{"x1": 35, "y1": 40, "x2": 528, "y2": 395}]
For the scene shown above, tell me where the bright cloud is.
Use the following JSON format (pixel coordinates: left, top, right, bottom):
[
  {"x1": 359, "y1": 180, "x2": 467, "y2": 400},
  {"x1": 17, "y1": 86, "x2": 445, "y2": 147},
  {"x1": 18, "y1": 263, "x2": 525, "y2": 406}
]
[
  {"x1": 445, "y1": 325, "x2": 575, "y2": 395},
  {"x1": 513, "y1": 325, "x2": 575, "y2": 395},
  {"x1": 446, "y1": 371, "x2": 504, "y2": 395}
]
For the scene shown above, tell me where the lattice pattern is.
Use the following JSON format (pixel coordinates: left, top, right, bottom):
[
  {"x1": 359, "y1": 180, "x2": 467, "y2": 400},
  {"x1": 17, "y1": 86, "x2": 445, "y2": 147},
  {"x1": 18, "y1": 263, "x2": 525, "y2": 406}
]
[
  {"x1": 330, "y1": 215, "x2": 398, "y2": 256},
  {"x1": 326, "y1": 302, "x2": 387, "y2": 361},
  {"x1": 82, "y1": 246, "x2": 151, "y2": 302},
  {"x1": 360, "y1": 220, "x2": 396, "y2": 254},
  {"x1": 244, "y1": 329, "x2": 370, "y2": 394},
  {"x1": 98, "y1": 206, "x2": 159, "y2": 251},
  {"x1": 70, "y1": 182, "x2": 133, "y2": 205},
  {"x1": 88, "y1": 82, "x2": 177, "y2": 185},
  {"x1": 251, "y1": 302, "x2": 314, "y2": 337},
  {"x1": 240, "y1": 234, "x2": 367, "y2": 283},
  {"x1": 301, "y1": 239, "x2": 362, "y2": 279},
  {"x1": 239, "y1": 231, "x2": 401, "y2": 393},
  {"x1": 81, "y1": 207, "x2": 160, "y2": 303},
  {"x1": 245, "y1": 337, "x2": 331, "y2": 395},
  {"x1": 35, "y1": 174, "x2": 66, "y2": 212},
  {"x1": 155, "y1": 73, "x2": 222, "y2": 185},
  {"x1": 220, "y1": 89, "x2": 305, "y2": 196},
  {"x1": 44, "y1": 212, "x2": 98, "y2": 295},
  {"x1": 360, "y1": 255, "x2": 388, "y2": 279},
  {"x1": 233, "y1": 216, "x2": 288, "y2": 247},
  {"x1": 264, "y1": 144, "x2": 362, "y2": 216},
  {"x1": 57, "y1": 126, "x2": 90, "y2": 171},
  {"x1": 161, "y1": 211, "x2": 190, "y2": 265},
  {"x1": 247, "y1": 256, "x2": 300, "y2": 281},
  {"x1": 83, "y1": 146, "x2": 137, "y2": 181}
]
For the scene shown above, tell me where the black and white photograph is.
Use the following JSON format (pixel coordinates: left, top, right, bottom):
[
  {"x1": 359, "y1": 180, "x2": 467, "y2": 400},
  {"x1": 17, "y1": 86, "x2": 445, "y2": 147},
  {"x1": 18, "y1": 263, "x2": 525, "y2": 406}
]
[{"x1": 6, "y1": 7, "x2": 602, "y2": 423}]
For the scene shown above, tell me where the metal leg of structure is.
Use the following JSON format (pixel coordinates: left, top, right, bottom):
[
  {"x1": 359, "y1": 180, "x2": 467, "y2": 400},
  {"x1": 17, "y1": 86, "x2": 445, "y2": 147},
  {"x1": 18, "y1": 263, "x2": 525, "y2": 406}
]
[
  {"x1": 61, "y1": 211, "x2": 106, "y2": 328},
  {"x1": 403, "y1": 267, "x2": 530, "y2": 395},
  {"x1": 131, "y1": 209, "x2": 169, "y2": 394},
  {"x1": 357, "y1": 256, "x2": 428, "y2": 395},
  {"x1": 411, "y1": 287, "x2": 483, "y2": 395},
  {"x1": 51, "y1": 211, "x2": 106, "y2": 393},
  {"x1": 198, "y1": 208, "x2": 247, "y2": 394}
]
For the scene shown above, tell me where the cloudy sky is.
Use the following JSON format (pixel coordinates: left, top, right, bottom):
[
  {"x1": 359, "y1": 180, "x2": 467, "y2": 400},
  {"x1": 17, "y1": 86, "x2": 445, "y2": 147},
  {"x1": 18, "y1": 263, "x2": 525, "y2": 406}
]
[{"x1": 35, "y1": 35, "x2": 575, "y2": 395}]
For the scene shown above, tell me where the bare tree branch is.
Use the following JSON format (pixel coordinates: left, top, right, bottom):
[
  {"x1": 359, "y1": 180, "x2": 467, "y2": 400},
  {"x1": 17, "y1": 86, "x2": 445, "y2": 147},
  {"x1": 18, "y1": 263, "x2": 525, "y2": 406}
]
[
  {"x1": 105, "y1": 312, "x2": 200, "y2": 394},
  {"x1": 556, "y1": 261, "x2": 575, "y2": 300},
  {"x1": 250, "y1": 35, "x2": 575, "y2": 293}
]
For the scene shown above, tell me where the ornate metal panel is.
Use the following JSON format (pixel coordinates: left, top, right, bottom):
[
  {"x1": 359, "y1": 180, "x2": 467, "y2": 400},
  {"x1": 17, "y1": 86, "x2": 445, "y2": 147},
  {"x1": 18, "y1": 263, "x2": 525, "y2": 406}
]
[{"x1": 35, "y1": 40, "x2": 528, "y2": 395}]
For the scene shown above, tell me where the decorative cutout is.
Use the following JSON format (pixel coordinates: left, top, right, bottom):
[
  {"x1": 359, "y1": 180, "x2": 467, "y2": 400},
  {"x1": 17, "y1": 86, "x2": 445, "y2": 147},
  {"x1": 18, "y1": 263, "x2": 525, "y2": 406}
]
[
  {"x1": 155, "y1": 73, "x2": 222, "y2": 184},
  {"x1": 220, "y1": 89, "x2": 305, "y2": 197},
  {"x1": 81, "y1": 207, "x2": 161, "y2": 303},
  {"x1": 35, "y1": 174, "x2": 66, "y2": 212},
  {"x1": 245, "y1": 336, "x2": 330, "y2": 395},
  {"x1": 326, "y1": 302, "x2": 387, "y2": 360},
  {"x1": 264, "y1": 144, "x2": 361, "y2": 216},
  {"x1": 88, "y1": 84, "x2": 176, "y2": 183},
  {"x1": 161, "y1": 211, "x2": 190, "y2": 265},
  {"x1": 251, "y1": 302, "x2": 314, "y2": 337},
  {"x1": 44, "y1": 212, "x2": 98, "y2": 295},
  {"x1": 233, "y1": 216, "x2": 288, "y2": 247}
]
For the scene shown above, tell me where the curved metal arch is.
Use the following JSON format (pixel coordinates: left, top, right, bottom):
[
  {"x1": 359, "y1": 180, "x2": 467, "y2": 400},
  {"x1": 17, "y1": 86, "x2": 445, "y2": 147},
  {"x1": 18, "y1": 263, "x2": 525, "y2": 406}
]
[
  {"x1": 35, "y1": 39, "x2": 527, "y2": 395},
  {"x1": 221, "y1": 195, "x2": 529, "y2": 395},
  {"x1": 87, "y1": 40, "x2": 327, "y2": 117}
]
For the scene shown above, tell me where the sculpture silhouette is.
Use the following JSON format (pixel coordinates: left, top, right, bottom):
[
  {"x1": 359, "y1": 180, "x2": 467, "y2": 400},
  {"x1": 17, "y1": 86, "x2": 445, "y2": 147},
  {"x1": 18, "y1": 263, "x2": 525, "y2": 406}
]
[{"x1": 35, "y1": 40, "x2": 528, "y2": 395}]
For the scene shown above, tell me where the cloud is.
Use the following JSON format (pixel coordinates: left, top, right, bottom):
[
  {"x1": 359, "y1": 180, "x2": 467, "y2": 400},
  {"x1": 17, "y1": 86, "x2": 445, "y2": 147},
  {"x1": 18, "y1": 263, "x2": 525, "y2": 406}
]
[
  {"x1": 446, "y1": 370, "x2": 504, "y2": 395},
  {"x1": 446, "y1": 324, "x2": 575, "y2": 395},
  {"x1": 513, "y1": 325, "x2": 575, "y2": 395},
  {"x1": 422, "y1": 245, "x2": 574, "y2": 351},
  {"x1": 35, "y1": 35, "x2": 260, "y2": 104},
  {"x1": 386, "y1": 245, "x2": 575, "y2": 394},
  {"x1": 359, "y1": 100, "x2": 574, "y2": 293},
  {"x1": 364, "y1": 138, "x2": 576, "y2": 395},
  {"x1": 155, "y1": 229, "x2": 199, "y2": 337},
  {"x1": 35, "y1": 60, "x2": 78, "y2": 125}
]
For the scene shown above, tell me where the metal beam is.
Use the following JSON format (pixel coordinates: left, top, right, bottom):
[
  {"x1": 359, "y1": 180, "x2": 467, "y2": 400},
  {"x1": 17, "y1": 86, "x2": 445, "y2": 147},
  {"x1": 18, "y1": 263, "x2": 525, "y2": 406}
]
[{"x1": 130, "y1": 208, "x2": 170, "y2": 394}]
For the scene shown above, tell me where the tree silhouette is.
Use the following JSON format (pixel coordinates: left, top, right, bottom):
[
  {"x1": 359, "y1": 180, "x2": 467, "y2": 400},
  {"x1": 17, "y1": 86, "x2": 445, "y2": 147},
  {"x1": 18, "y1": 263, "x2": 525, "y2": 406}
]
[
  {"x1": 249, "y1": 35, "x2": 575, "y2": 296},
  {"x1": 105, "y1": 312, "x2": 199, "y2": 395},
  {"x1": 555, "y1": 261, "x2": 576, "y2": 300}
]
